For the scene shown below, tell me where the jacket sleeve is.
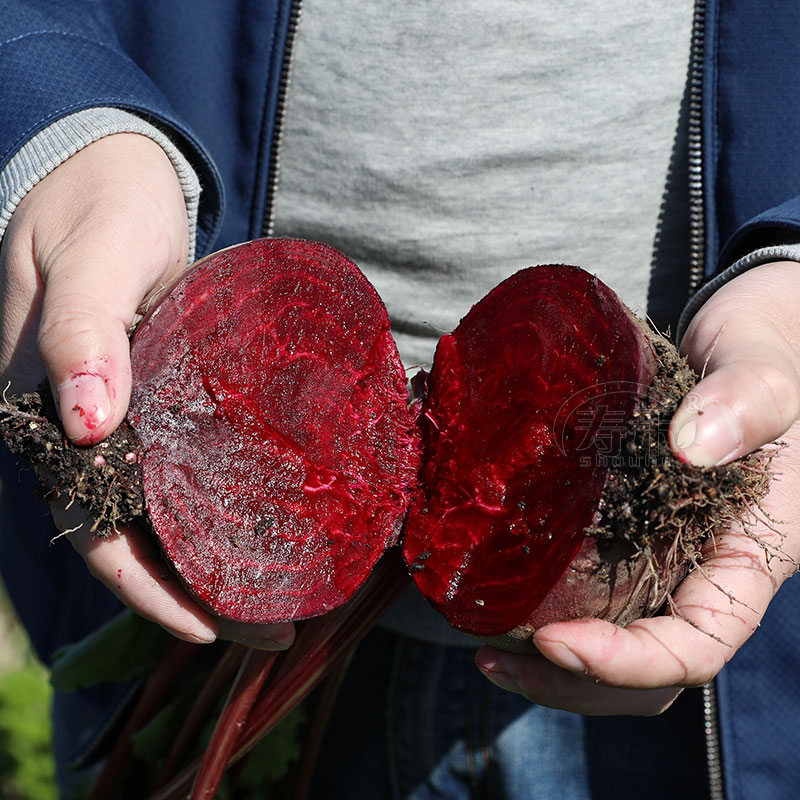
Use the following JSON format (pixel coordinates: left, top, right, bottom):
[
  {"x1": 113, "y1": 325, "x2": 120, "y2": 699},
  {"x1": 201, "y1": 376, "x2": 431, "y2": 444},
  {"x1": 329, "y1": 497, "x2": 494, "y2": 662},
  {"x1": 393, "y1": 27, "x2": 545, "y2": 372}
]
[
  {"x1": 0, "y1": 1, "x2": 223, "y2": 254},
  {"x1": 677, "y1": 226, "x2": 800, "y2": 341},
  {"x1": 675, "y1": 3, "x2": 800, "y2": 338},
  {"x1": 0, "y1": 107, "x2": 202, "y2": 260}
]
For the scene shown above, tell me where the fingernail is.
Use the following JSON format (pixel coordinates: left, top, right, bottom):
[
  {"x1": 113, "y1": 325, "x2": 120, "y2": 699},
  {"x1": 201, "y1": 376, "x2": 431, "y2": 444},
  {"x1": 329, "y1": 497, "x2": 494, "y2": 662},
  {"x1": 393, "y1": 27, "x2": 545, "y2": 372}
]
[
  {"x1": 56, "y1": 372, "x2": 112, "y2": 443},
  {"x1": 672, "y1": 402, "x2": 743, "y2": 467},
  {"x1": 546, "y1": 642, "x2": 587, "y2": 673},
  {"x1": 478, "y1": 666, "x2": 523, "y2": 695},
  {"x1": 167, "y1": 624, "x2": 217, "y2": 645}
]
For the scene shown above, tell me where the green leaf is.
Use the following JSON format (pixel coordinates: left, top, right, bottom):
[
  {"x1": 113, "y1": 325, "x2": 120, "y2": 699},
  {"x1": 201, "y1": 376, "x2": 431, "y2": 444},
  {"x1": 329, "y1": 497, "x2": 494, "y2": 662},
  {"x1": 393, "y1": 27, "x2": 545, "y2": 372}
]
[
  {"x1": 131, "y1": 675, "x2": 204, "y2": 764},
  {"x1": 0, "y1": 662, "x2": 56, "y2": 800},
  {"x1": 50, "y1": 610, "x2": 169, "y2": 691},
  {"x1": 237, "y1": 706, "x2": 305, "y2": 788}
]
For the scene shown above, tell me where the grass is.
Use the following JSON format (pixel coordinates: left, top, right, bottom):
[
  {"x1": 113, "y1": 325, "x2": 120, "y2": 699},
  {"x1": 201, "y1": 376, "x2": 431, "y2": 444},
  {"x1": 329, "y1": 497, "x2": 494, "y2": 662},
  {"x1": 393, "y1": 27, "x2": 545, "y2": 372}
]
[{"x1": 0, "y1": 578, "x2": 57, "y2": 800}]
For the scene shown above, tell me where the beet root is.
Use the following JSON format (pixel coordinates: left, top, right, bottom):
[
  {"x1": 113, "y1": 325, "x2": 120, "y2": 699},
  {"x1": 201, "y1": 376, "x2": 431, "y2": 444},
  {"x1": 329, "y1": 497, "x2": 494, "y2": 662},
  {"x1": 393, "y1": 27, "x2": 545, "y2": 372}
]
[
  {"x1": 127, "y1": 238, "x2": 420, "y2": 624},
  {"x1": 402, "y1": 265, "x2": 772, "y2": 646},
  {"x1": 0, "y1": 245, "x2": 773, "y2": 646}
]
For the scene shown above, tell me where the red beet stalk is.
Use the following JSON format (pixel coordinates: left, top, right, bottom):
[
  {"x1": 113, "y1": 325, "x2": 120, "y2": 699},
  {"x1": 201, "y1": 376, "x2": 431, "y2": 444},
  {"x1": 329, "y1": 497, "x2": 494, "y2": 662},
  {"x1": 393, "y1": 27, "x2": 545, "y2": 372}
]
[
  {"x1": 190, "y1": 648, "x2": 278, "y2": 799},
  {"x1": 146, "y1": 551, "x2": 410, "y2": 800},
  {"x1": 291, "y1": 652, "x2": 353, "y2": 800},
  {"x1": 88, "y1": 640, "x2": 200, "y2": 800},
  {"x1": 154, "y1": 642, "x2": 247, "y2": 789},
  {"x1": 240, "y1": 551, "x2": 409, "y2": 756}
]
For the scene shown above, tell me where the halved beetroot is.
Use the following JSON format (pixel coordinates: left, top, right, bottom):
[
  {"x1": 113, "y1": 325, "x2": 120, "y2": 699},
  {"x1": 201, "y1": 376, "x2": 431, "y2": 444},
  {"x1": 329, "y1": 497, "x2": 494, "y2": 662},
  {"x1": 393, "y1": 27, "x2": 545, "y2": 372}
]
[
  {"x1": 402, "y1": 266, "x2": 659, "y2": 638},
  {"x1": 128, "y1": 239, "x2": 419, "y2": 623},
  {"x1": 125, "y1": 248, "x2": 681, "y2": 636},
  {"x1": 4, "y1": 241, "x2": 751, "y2": 640},
  {"x1": 65, "y1": 249, "x2": 774, "y2": 800}
]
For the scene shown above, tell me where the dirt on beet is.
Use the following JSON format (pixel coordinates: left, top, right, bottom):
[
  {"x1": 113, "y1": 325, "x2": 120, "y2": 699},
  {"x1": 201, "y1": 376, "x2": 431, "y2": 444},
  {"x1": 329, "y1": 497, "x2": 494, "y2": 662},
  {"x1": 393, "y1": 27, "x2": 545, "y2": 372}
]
[
  {"x1": 591, "y1": 331, "x2": 775, "y2": 575},
  {"x1": 0, "y1": 384, "x2": 144, "y2": 533}
]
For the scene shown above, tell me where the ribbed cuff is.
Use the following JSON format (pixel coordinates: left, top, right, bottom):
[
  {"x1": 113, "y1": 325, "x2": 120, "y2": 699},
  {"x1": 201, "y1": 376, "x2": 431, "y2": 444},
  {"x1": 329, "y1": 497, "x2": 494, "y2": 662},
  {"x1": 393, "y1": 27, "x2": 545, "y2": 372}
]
[
  {"x1": 676, "y1": 242, "x2": 800, "y2": 343},
  {"x1": 0, "y1": 107, "x2": 201, "y2": 261}
]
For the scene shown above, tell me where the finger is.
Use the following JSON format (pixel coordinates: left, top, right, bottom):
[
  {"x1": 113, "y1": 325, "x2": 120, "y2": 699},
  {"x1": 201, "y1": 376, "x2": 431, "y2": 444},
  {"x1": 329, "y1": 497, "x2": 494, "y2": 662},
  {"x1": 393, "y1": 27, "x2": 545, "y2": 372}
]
[
  {"x1": 36, "y1": 241, "x2": 168, "y2": 445},
  {"x1": 32, "y1": 141, "x2": 188, "y2": 444},
  {"x1": 67, "y1": 516, "x2": 217, "y2": 644},
  {"x1": 0, "y1": 228, "x2": 45, "y2": 388},
  {"x1": 9, "y1": 134, "x2": 190, "y2": 444},
  {"x1": 672, "y1": 263, "x2": 800, "y2": 466},
  {"x1": 531, "y1": 617, "x2": 727, "y2": 691},
  {"x1": 670, "y1": 350, "x2": 800, "y2": 467},
  {"x1": 67, "y1": 518, "x2": 295, "y2": 651},
  {"x1": 528, "y1": 519, "x2": 789, "y2": 690},
  {"x1": 475, "y1": 648, "x2": 681, "y2": 716}
]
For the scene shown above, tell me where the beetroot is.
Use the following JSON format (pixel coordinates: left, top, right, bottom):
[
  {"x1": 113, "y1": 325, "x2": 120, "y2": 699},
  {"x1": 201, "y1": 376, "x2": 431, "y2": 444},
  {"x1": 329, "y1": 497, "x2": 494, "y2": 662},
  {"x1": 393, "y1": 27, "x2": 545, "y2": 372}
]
[
  {"x1": 401, "y1": 267, "x2": 661, "y2": 638},
  {"x1": 0, "y1": 239, "x2": 768, "y2": 640},
  {"x1": 127, "y1": 238, "x2": 419, "y2": 623}
]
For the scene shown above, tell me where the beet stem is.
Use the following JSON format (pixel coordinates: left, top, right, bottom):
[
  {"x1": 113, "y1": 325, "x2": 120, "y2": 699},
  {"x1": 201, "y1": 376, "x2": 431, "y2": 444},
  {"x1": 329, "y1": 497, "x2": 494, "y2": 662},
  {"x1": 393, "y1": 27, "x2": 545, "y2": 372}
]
[
  {"x1": 145, "y1": 550, "x2": 410, "y2": 800},
  {"x1": 291, "y1": 650, "x2": 353, "y2": 800},
  {"x1": 236, "y1": 550, "x2": 410, "y2": 758},
  {"x1": 189, "y1": 647, "x2": 279, "y2": 799},
  {"x1": 88, "y1": 639, "x2": 200, "y2": 800},
  {"x1": 153, "y1": 642, "x2": 247, "y2": 789}
]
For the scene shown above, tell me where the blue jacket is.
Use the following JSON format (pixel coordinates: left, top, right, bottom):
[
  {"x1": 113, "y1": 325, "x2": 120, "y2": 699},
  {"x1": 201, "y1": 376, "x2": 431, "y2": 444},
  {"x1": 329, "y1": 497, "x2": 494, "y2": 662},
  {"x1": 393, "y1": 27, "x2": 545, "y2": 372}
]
[{"x1": 1, "y1": 2, "x2": 800, "y2": 798}]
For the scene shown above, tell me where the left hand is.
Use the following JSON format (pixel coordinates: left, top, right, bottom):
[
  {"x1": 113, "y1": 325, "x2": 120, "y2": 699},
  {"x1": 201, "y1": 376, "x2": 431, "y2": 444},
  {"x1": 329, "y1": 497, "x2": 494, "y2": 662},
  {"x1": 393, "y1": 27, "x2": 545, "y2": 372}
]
[
  {"x1": 0, "y1": 134, "x2": 295, "y2": 651},
  {"x1": 475, "y1": 260, "x2": 800, "y2": 715}
]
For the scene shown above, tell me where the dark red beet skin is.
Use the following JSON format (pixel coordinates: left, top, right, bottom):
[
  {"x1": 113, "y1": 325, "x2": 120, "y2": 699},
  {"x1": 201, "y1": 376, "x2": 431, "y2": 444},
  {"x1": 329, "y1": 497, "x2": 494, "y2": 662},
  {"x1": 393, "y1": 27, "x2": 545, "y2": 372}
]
[
  {"x1": 128, "y1": 239, "x2": 419, "y2": 623},
  {"x1": 402, "y1": 266, "x2": 657, "y2": 637}
]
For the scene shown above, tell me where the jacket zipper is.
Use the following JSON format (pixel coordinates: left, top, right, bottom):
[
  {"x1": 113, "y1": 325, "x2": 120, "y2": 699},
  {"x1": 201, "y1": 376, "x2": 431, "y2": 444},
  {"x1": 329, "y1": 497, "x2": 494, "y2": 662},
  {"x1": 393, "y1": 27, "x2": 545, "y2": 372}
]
[
  {"x1": 262, "y1": 0, "x2": 303, "y2": 238},
  {"x1": 687, "y1": 1, "x2": 725, "y2": 797},
  {"x1": 687, "y1": 0, "x2": 707, "y2": 295},
  {"x1": 703, "y1": 682, "x2": 725, "y2": 800}
]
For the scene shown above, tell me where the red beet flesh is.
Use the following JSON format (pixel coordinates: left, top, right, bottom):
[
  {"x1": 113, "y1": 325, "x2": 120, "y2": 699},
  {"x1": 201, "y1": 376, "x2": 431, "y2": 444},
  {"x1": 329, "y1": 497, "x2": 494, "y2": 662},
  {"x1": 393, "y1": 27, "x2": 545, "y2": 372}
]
[
  {"x1": 402, "y1": 266, "x2": 657, "y2": 637},
  {"x1": 128, "y1": 239, "x2": 419, "y2": 623},
  {"x1": 128, "y1": 243, "x2": 660, "y2": 637}
]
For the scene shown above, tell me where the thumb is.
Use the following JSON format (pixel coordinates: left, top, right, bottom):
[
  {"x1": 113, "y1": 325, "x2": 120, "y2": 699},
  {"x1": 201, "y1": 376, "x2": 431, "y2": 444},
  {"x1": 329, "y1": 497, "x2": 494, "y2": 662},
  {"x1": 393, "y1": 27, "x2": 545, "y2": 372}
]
[
  {"x1": 21, "y1": 134, "x2": 191, "y2": 445},
  {"x1": 35, "y1": 215, "x2": 186, "y2": 446},
  {"x1": 669, "y1": 338, "x2": 800, "y2": 467},
  {"x1": 36, "y1": 216, "x2": 187, "y2": 444},
  {"x1": 37, "y1": 271, "x2": 135, "y2": 445}
]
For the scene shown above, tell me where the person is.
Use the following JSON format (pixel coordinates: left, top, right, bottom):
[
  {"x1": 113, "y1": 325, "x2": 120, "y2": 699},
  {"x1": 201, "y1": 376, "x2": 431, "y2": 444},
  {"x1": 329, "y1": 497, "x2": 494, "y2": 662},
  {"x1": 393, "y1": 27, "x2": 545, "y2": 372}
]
[{"x1": 1, "y1": 2, "x2": 800, "y2": 798}]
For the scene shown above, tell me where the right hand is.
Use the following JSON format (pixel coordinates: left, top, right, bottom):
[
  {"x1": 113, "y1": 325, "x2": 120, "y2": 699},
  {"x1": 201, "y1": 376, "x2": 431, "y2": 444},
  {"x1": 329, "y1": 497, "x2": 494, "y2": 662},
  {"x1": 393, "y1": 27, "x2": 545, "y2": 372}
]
[{"x1": 0, "y1": 133, "x2": 295, "y2": 650}]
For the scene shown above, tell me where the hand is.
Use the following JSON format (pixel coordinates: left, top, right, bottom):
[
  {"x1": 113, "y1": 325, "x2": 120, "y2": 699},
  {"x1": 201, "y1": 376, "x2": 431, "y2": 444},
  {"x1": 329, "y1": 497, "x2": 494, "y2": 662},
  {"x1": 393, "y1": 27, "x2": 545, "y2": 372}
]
[
  {"x1": 0, "y1": 134, "x2": 294, "y2": 650},
  {"x1": 475, "y1": 261, "x2": 800, "y2": 715}
]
